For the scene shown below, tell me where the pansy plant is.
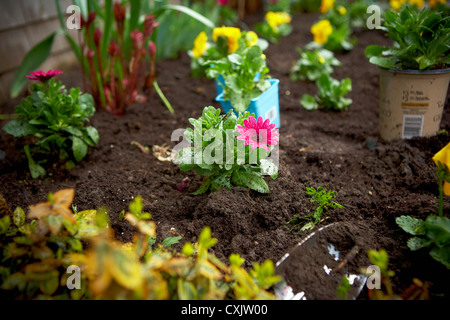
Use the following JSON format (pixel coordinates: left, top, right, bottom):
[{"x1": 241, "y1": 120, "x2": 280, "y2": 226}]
[
  {"x1": 175, "y1": 106, "x2": 279, "y2": 194},
  {"x1": 254, "y1": 11, "x2": 292, "y2": 44},
  {"x1": 205, "y1": 45, "x2": 271, "y2": 113},
  {"x1": 189, "y1": 26, "x2": 268, "y2": 78},
  {"x1": 290, "y1": 48, "x2": 342, "y2": 82},
  {"x1": 396, "y1": 142, "x2": 450, "y2": 269}
]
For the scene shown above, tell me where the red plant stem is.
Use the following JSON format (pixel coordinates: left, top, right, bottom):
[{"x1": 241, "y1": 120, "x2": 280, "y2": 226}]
[{"x1": 109, "y1": 57, "x2": 116, "y2": 112}]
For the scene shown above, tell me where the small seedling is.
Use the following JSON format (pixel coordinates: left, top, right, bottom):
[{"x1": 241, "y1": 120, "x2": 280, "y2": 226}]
[
  {"x1": 300, "y1": 73, "x2": 352, "y2": 111},
  {"x1": 286, "y1": 186, "x2": 344, "y2": 233}
]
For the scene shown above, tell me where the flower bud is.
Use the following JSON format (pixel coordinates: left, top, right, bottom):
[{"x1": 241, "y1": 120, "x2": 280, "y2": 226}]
[{"x1": 113, "y1": 2, "x2": 125, "y2": 22}]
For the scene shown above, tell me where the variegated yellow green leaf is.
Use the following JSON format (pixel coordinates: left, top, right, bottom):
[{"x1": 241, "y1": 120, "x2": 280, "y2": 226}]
[
  {"x1": 2, "y1": 272, "x2": 26, "y2": 290},
  {"x1": 198, "y1": 260, "x2": 223, "y2": 280},
  {"x1": 39, "y1": 270, "x2": 59, "y2": 295},
  {"x1": 108, "y1": 247, "x2": 143, "y2": 290},
  {"x1": 32, "y1": 245, "x2": 54, "y2": 260},
  {"x1": 76, "y1": 210, "x2": 102, "y2": 238},
  {"x1": 177, "y1": 278, "x2": 197, "y2": 300},
  {"x1": 13, "y1": 206, "x2": 25, "y2": 227}
]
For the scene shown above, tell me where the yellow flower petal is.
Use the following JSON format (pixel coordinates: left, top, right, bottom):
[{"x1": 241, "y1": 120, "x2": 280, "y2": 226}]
[
  {"x1": 433, "y1": 142, "x2": 450, "y2": 168},
  {"x1": 192, "y1": 31, "x2": 208, "y2": 58},
  {"x1": 245, "y1": 31, "x2": 259, "y2": 47},
  {"x1": 311, "y1": 20, "x2": 333, "y2": 45},
  {"x1": 320, "y1": 0, "x2": 335, "y2": 14},
  {"x1": 444, "y1": 181, "x2": 450, "y2": 196},
  {"x1": 213, "y1": 26, "x2": 242, "y2": 54}
]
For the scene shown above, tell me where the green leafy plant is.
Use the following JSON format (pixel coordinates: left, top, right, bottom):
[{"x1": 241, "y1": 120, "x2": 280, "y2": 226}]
[
  {"x1": 254, "y1": 11, "x2": 292, "y2": 44},
  {"x1": 290, "y1": 48, "x2": 342, "y2": 82},
  {"x1": 300, "y1": 73, "x2": 352, "y2": 111},
  {"x1": 10, "y1": 0, "x2": 215, "y2": 114},
  {"x1": 0, "y1": 190, "x2": 281, "y2": 300},
  {"x1": 365, "y1": 4, "x2": 450, "y2": 70},
  {"x1": 176, "y1": 106, "x2": 279, "y2": 194},
  {"x1": 2, "y1": 74, "x2": 99, "y2": 178},
  {"x1": 206, "y1": 45, "x2": 271, "y2": 113},
  {"x1": 361, "y1": 249, "x2": 430, "y2": 300},
  {"x1": 0, "y1": 189, "x2": 100, "y2": 299},
  {"x1": 336, "y1": 275, "x2": 351, "y2": 300},
  {"x1": 396, "y1": 143, "x2": 450, "y2": 269},
  {"x1": 189, "y1": 26, "x2": 268, "y2": 79},
  {"x1": 396, "y1": 215, "x2": 450, "y2": 269},
  {"x1": 286, "y1": 186, "x2": 344, "y2": 233}
]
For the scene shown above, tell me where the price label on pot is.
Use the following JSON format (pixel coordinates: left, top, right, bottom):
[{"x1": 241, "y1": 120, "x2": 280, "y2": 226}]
[{"x1": 401, "y1": 90, "x2": 430, "y2": 107}]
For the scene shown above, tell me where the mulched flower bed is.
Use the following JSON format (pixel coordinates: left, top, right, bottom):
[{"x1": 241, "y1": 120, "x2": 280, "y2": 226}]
[{"x1": 1, "y1": 9, "x2": 449, "y2": 300}]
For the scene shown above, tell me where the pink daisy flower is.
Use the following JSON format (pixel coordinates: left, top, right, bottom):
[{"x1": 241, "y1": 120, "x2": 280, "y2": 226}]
[
  {"x1": 236, "y1": 116, "x2": 279, "y2": 152},
  {"x1": 26, "y1": 70, "x2": 63, "y2": 82}
]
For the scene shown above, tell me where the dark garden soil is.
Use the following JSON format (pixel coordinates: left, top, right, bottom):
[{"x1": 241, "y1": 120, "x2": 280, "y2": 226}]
[{"x1": 1, "y1": 10, "x2": 450, "y2": 300}]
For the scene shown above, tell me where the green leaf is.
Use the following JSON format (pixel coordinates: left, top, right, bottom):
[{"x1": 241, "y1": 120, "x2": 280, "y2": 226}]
[
  {"x1": 39, "y1": 270, "x2": 59, "y2": 295},
  {"x1": 192, "y1": 178, "x2": 212, "y2": 195},
  {"x1": 10, "y1": 32, "x2": 57, "y2": 98},
  {"x1": 232, "y1": 170, "x2": 269, "y2": 194},
  {"x1": 2, "y1": 272, "x2": 26, "y2": 290},
  {"x1": 177, "y1": 278, "x2": 198, "y2": 300},
  {"x1": 429, "y1": 246, "x2": 450, "y2": 269},
  {"x1": 407, "y1": 237, "x2": 428, "y2": 251},
  {"x1": 129, "y1": 196, "x2": 144, "y2": 216},
  {"x1": 161, "y1": 236, "x2": 183, "y2": 248},
  {"x1": 163, "y1": 4, "x2": 215, "y2": 29},
  {"x1": 13, "y1": 207, "x2": 25, "y2": 227},
  {"x1": 2, "y1": 119, "x2": 37, "y2": 137},
  {"x1": 396, "y1": 215, "x2": 425, "y2": 235},
  {"x1": 85, "y1": 126, "x2": 99, "y2": 145},
  {"x1": 369, "y1": 56, "x2": 397, "y2": 69},
  {"x1": 24, "y1": 145, "x2": 46, "y2": 179},
  {"x1": 300, "y1": 94, "x2": 318, "y2": 110},
  {"x1": 424, "y1": 216, "x2": 450, "y2": 246},
  {"x1": 72, "y1": 136, "x2": 88, "y2": 162},
  {"x1": 0, "y1": 215, "x2": 11, "y2": 234}
]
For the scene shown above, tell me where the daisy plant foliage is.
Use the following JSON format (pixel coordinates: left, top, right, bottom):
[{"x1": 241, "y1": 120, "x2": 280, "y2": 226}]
[
  {"x1": 175, "y1": 107, "x2": 279, "y2": 194},
  {"x1": 2, "y1": 70, "x2": 98, "y2": 178}
]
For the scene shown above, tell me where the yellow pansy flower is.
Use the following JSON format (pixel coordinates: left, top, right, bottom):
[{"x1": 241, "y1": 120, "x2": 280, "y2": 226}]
[
  {"x1": 311, "y1": 20, "x2": 333, "y2": 45},
  {"x1": 213, "y1": 26, "x2": 242, "y2": 54},
  {"x1": 192, "y1": 31, "x2": 208, "y2": 58},
  {"x1": 433, "y1": 142, "x2": 450, "y2": 195},
  {"x1": 265, "y1": 11, "x2": 291, "y2": 30},
  {"x1": 408, "y1": 0, "x2": 424, "y2": 8},
  {"x1": 320, "y1": 0, "x2": 335, "y2": 14},
  {"x1": 337, "y1": 6, "x2": 347, "y2": 15},
  {"x1": 245, "y1": 31, "x2": 259, "y2": 47},
  {"x1": 428, "y1": 0, "x2": 446, "y2": 8},
  {"x1": 390, "y1": 0, "x2": 406, "y2": 10}
]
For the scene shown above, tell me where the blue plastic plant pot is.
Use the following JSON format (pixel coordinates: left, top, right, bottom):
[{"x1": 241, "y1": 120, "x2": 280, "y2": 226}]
[
  {"x1": 215, "y1": 78, "x2": 280, "y2": 128},
  {"x1": 215, "y1": 73, "x2": 262, "y2": 96}
]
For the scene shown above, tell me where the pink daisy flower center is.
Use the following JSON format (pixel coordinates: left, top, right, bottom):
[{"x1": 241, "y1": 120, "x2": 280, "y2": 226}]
[{"x1": 236, "y1": 116, "x2": 279, "y2": 152}]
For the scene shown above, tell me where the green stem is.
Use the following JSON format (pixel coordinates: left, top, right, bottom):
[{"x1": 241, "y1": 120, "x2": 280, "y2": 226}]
[
  {"x1": 438, "y1": 177, "x2": 444, "y2": 217},
  {"x1": 153, "y1": 79, "x2": 174, "y2": 114}
]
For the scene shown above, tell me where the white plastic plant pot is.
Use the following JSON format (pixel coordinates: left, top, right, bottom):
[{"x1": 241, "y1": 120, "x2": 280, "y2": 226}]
[
  {"x1": 378, "y1": 67, "x2": 450, "y2": 141},
  {"x1": 215, "y1": 78, "x2": 280, "y2": 128},
  {"x1": 274, "y1": 223, "x2": 367, "y2": 300}
]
